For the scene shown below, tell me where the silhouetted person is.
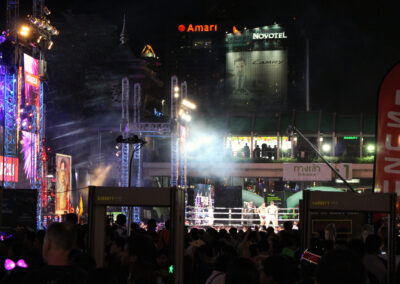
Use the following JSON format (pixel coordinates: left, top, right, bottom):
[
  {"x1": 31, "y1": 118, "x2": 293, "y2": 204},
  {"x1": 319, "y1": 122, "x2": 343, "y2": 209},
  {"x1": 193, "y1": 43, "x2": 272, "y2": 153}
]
[
  {"x1": 267, "y1": 145, "x2": 272, "y2": 159},
  {"x1": 253, "y1": 145, "x2": 261, "y2": 159},
  {"x1": 243, "y1": 143, "x2": 250, "y2": 158},
  {"x1": 25, "y1": 222, "x2": 88, "y2": 284},
  {"x1": 316, "y1": 249, "x2": 367, "y2": 284},
  {"x1": 225, "y1": 257, "x2": 258, "y2": 284},
  {"x1": 261, "y1": 143, "x2": 267, "y2": 158}
]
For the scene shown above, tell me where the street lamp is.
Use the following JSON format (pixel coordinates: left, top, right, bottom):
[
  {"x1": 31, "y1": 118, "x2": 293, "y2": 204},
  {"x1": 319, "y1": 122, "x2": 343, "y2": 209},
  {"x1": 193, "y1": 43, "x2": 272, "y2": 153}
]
[{"x1": 367, "y1": 144, "x2": 375, "y2": 153}]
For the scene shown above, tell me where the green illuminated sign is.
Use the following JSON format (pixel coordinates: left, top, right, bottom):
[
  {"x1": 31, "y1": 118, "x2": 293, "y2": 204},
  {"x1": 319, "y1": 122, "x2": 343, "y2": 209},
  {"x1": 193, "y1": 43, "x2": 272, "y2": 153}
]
[
  {"x1": 343, "y1": 136, "x2": 358, "y2": 140},
  {"x1": 169, "y1": 265, "x2": 174, "y2": 274}
]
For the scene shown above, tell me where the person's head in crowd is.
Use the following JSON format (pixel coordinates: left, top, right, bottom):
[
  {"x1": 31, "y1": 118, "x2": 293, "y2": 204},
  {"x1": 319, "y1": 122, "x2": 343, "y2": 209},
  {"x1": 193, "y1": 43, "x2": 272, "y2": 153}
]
[
  {"x1": 249, "y1": 243, "x2": 258, "y2": 258},
  {"x1": 190, "y1": 228, "x2": 200, "y2": 241},
  {"x1": 214, "y1": 253, "x2": 232, "y2": 273},
  {"x1": 268, "y1": 236, "x2": 280, "y2": 256},
  {"x1": 324, "y1": 223, "x2": 337, "y2": 242},
  {"x1": 315, "y1": 249, "x2": 367, "y2": 284},
  {"x1": 229, "y1": 227, "x2": 238, "y2": 239},
  {"x1": 225, "y1": 257, "x2": 258, "y2": 284},
  {"x1": 156, "y1": 248, "x2": 169, "y2": 268},
  {"x1": 283, "y1": 221, "x2": 293, "y2": 231},
  {"x1": 348, "y1": 239, "x2": 365, "y2": 259},
  {"x1": 361, "y1": 224, "x2": 374, "y2": 243},
  {"x1": 257, "y1": 239, "x2": 269, "y2": 255},
  {"x1": 266, "y1": 227, "x2": 275, "y2": 236},
  {"x1": 116, "y1": 214, "x2": 126, "y2": 227},
  {"x1": 365, "y1": 234, "x2": 382, "y2": 254},
  {"x1": 65, "y1": 213, "x2": 78, "y2": 226},
  {"x1": 261, "y1": 255, "x2": 299, "y2": 284},
  {"x1": 110, "y1": 237, "x2": 126, "y2": 256},
  {"x1": 164, "y1": 219, "x2": 170, "y2": 231},
  {"x1": 147, "y1": 219, "x2": 157, "y2": 232},
  {"x1": 42, "y1": 222, "x2": 76, "y2": 265}
]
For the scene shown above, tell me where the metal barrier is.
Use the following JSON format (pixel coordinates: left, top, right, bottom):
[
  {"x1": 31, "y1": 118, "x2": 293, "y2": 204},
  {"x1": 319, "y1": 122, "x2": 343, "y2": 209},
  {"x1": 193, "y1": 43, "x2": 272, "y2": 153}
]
[{"x1": 185, "y1": 206, "x2": 299, "y2": 227}]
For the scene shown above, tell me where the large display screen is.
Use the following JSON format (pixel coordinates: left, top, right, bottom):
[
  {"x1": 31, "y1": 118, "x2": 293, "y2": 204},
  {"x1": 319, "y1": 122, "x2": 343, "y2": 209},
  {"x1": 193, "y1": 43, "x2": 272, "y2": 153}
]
[
  {"x1": 226, "y1": 50, "x2": 287, "y2": 112},
  {"x1": 55, "y1": 154, "x2": 72, "y2": 215},
  {"x1": 23, "y1": 54, "x2": 40, "y2": 106}
]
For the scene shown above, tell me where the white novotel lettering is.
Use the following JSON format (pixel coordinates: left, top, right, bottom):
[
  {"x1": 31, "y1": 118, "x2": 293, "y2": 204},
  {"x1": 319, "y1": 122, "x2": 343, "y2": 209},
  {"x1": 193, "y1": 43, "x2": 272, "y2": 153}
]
[{"x1": 252, "y1": 32, "x2": 287, "y2": 40}]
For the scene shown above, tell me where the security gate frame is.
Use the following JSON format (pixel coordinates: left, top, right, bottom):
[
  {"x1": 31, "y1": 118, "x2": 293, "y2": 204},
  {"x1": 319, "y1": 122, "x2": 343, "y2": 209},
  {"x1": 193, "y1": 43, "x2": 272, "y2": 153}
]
[
  {"x1": 87, "y1": 186, "x2": 185, "y2": 284},
  {"x1": 300, "y1": 191, "x2": 397, "y2": 284}
]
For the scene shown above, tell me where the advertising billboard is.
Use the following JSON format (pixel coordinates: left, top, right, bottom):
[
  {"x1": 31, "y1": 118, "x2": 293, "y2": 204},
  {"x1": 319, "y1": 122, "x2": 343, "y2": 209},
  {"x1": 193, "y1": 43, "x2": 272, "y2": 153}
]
[
  {"x1": 283, "y1": 163, "x2": 332, "y2": 181},
  {"x1": 0, "y1": 156, "x2": 19, "y2": 182},
  {"x1": 55, "y1": 154, "x2": 72, "y2": 215},
  {"x1": 226, "y1": 50, "x2": 287, "y2": 112},
  {"x1": 23, "y1": 54, "x2": 40, "y2": 107}
]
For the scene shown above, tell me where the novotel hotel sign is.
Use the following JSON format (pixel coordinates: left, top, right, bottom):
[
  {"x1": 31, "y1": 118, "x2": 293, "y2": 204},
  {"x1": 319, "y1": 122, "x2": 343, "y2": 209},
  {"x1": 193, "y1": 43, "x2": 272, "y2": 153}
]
[{"x1": 252, "y1": 32, "x2": 287, "y2": 40}]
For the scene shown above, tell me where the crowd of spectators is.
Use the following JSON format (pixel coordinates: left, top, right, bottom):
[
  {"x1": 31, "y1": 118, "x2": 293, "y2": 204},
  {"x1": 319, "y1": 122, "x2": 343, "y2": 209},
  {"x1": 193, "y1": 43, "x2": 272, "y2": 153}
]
[{"x1": 0, "y1": 213, "x2": 399, "y2": 284}]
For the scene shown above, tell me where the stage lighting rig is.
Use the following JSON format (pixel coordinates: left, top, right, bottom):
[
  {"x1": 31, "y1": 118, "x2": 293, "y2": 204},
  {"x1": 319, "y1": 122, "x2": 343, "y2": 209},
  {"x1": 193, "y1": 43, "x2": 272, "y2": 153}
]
[{"x1": 116, "y1": 135, "x2": 146, "y2": 145}]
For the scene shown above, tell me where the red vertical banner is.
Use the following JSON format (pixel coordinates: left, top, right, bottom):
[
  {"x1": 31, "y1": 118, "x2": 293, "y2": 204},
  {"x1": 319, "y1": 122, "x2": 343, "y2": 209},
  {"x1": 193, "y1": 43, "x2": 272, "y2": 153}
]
[{"x1": 374, "y1": 63, "x2": 400, "y2": 209}]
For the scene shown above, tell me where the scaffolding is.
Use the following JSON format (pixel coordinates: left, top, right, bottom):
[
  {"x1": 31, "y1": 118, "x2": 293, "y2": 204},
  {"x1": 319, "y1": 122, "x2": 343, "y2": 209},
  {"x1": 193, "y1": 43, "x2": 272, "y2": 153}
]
[{"x1": 119, "y1": 76, "x2": 188, "y2": 223}]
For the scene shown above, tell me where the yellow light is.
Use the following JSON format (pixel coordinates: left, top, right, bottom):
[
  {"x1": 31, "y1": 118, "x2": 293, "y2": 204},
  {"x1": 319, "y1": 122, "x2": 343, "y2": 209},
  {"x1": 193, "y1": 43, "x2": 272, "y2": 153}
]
[
  {"x1": 19, "y1": 25, "x2": 30, "y2": 37},
  {"x1": 181, "y1": 99, "x2": 196, "y2": 110},
  {"x1": 174, "y1": 92, "x2": 179, "y2": 98},
  {"x1": 174, "y1": 86, "x2": 179, "y2": 92},
  {"x1": 178, "y1": 109, "x2": 184, "y2": 116},
  {"x1": 48, "y1": 41, "x2": 54, "y2": 50},
  {"x1": 36, "y1": 35, "x2": 43, "y2": 43}
]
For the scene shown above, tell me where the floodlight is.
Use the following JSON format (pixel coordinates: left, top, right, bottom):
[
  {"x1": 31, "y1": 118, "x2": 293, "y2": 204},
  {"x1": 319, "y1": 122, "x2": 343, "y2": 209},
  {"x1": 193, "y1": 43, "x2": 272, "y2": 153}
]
[
  {"x1": 18, "y1": 25, "x2": 30, "y2": 37},
  {"x1": 181, "y1": 99, "x2": 196, "y2": 110},
  {"x1": 322, "y1": 143, "x2": 331, "y2": 153},
  {"x1": 367, "y1": 144, "x2": 375, "y2": 153}
]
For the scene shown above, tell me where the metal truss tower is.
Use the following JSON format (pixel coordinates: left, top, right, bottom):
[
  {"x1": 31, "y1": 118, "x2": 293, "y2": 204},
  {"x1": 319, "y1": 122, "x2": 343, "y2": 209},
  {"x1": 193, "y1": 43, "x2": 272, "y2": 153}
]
[
  {"x1": 170, "y1": 76, "x2": 179, "y2": 187},
  {"x1": 121, "y1": 77, "x2": 129, "y2": 188},
  {"x1": 2, "y1": 71, "x2": 17, "y2": 188},
  {"x1": 120, "y1": 77, "x2": 129, "y2": 217},
  {"x1": 119, "y1": 76, "x2": 188, "y2": 223},
  {"x1": 179, "y1": 82, "x2": 188, "y2": 190},
  {"x1": 132, "y1": 83, "x2": 141, "y2": 223}
]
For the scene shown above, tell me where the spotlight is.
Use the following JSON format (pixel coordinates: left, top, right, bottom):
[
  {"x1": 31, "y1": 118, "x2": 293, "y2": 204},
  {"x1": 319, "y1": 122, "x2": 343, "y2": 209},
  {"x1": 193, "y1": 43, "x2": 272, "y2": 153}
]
[
  {"x1": 174, "y1": 86, "x2": 179, "y2": 92},
  {"x1": 174, "y1": 92, "x2": 179, "y2": 98},
  {"x1": 182, "y1": 113, "x2": 192, "y2": 121},
  {"x1": 18, "y1": 25, "x2": 31, "y2": 37},
  {"x1": 48, "y1": 41, "x2": 54, "y2": 50},
  {"x1": 36, "y1": 35, "x2": 42, "y2": 43},
  {"x1": 181, "y1": 99, "x2": 196, "y2": 110},
  {"x1": 322, "y1": 143, "x2": 331, "y2": 153}
]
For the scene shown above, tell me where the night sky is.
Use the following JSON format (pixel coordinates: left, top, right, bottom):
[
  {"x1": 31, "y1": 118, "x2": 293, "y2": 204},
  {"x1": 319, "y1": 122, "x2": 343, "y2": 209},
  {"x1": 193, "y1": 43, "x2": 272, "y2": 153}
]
[{"x1": 3, "y1": 0, "x2": 400, "y2": 113}]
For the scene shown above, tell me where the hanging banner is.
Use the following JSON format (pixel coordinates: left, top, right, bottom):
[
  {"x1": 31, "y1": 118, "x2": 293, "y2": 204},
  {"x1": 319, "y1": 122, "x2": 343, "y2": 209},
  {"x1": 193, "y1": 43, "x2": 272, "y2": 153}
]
[
  {"x1": 55, "y1": 154, "x2": 72, "y2": 215},
  {"x1": 374, "y1": 63, "x2": 400, "y2": 195},
  {"x1": 283, "y1": 163, "x2": 331, "y2": 181},
  {"x1": 23, "y1": 54, "x2": 40, "y2": 106}
]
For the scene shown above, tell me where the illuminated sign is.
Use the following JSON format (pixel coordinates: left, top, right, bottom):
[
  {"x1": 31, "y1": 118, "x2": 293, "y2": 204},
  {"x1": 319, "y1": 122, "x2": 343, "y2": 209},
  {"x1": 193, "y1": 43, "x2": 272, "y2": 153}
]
[
  {"x1": 252, "y1": 32, "x2": 287, "y2": 40},
  {"x1": 25, "y1": 72, "x2": 40, "y2": 87},
  {"x1": 0, "y1": 156, "x2": 19, "y2": 182},
  {"x1": 178, "y1": 24, "x2": 218, "y2": 32},
  {"x1": 343, "y1": 136, "x2": 358, "y2": 140}
]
